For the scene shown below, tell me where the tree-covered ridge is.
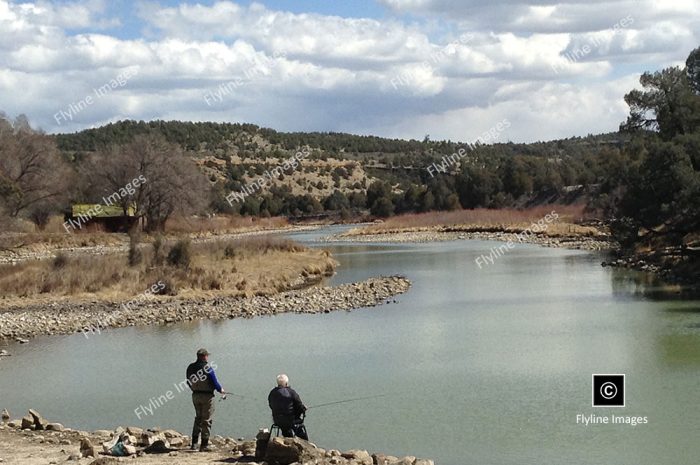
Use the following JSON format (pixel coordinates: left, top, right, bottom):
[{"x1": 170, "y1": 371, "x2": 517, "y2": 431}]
[
  {"x1": 55, "y1": 118, "x2": 625, "y2": 159},
  {"x1": 52, "y1": 117, "x2": 632, "y2": 219}
]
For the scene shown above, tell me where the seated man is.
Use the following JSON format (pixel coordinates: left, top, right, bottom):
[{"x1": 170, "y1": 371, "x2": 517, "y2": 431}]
[{"x1": 268, "y1": 373, "x2": 309, "y2": 440}]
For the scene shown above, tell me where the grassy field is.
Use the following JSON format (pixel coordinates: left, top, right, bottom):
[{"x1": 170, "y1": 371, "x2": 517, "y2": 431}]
[{"x1": 0, "y1": 236, "x2": 336, "y2": 307}]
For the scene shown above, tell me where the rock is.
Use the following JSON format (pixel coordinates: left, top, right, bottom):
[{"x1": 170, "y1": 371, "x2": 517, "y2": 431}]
[
  {"x1": 7, "y1": 420, "x2": 18, "y2": 428},
  {"x1": 16, "y1": 338, "x2": 28, "y2": 344},
  {"x1": 162, "y1": 429, "x2": 181, "y2": 438},
  {"x1": 1, "y1": 409, "x2": 9, "y2": 422},
  {"x1": 265, "y1": 437, "x2": 323, "y2": 465},
  {"x1": 124, "y1": 444, "x2": 137, "y2": 455},
  {"x1": 28, "y1": 409, "x2": 47, "y2": 430},
  {"x1": 395, "y1": 457, "x2": 416, "y2": 465},
  {"x1": 81, "y1": 438, "x2": 98, "y2": 458},
  {"x1": 46, "y1": 422, "x2": 64, "y2": 431},
  {"x1": 144, "y1": 440, "x2": 173, "y2": 454},
  {"x1": 169, "y1": 437, "x2": 184, "y2": 447},
  {"x1": 373, "y1": 453, "x2": 389, "y2": 465},
  {"x1": 342, "y1": 450, "x2": 372, "y2": 465},
  {"x1": 60, "y1": 439, "x2": 71, "y2": 445},
  {"x1": 21, "y1": 415, "x2": 34, "y2": 430},
  {"x1": 87, "y1": 459, "x2": 118, "y2": 465},
  {"x1": 138, "y1": 431, "x2": 151, "y2": 446},
  {"x1": 414, "y1": 460, "x2": 434, "y2": 465},
  {"x1": 67, "y1": 454, "x2": 81, "y2": 461},
  {"x1": 126, "y1": 426, "x2": 143, "y2": 436}
]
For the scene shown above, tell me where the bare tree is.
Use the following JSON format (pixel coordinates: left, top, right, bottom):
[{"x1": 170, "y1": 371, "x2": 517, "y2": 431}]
[
  {"x1": 86, "y1": 134, "x2": 209, "y2": 231},
  {"x1": 0, "y1": 114, "x2": 70, "y2": 219}
]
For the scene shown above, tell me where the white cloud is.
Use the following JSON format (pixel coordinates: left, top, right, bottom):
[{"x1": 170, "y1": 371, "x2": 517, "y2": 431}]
[{"x1": 0, "y1": 0, "x2": 697, "y2": 142}]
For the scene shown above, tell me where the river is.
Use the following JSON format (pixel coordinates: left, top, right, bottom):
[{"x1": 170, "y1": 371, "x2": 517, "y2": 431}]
[{"x1": 1, "y1": 226, "x2": 699, "y2": 464}]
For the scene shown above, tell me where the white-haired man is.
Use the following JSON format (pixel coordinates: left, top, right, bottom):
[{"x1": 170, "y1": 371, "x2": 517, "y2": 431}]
[{"x1": 268, "y1": 374, "x2": 309, "y2": 440}]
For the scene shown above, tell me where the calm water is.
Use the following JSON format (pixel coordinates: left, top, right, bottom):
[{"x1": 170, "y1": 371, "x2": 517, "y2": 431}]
[{"x1": 1, "y1": 226, "x2": 699, "y2": 465}]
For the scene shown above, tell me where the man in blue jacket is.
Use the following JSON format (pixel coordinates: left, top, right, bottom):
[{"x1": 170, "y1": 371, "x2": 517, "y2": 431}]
[
  {"x1": 268, "y1": 374, "x2": 309, "y2": 440},
  {"x1": 186, "y1": 348, "x2": 226, "y2": 452}
]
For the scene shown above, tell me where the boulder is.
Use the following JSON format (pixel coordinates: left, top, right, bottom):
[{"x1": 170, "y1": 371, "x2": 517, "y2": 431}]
[
  {"x1": 1, "y1": 409, "x2": 9, "y2": 423},
  {"x1": 255, "y1": 429, "x2": 271, "y2": 459},
  {"x1": 126, "y1": 426, "x2": 143, "y2": 436},
  {"x1": 169, "y1": 437, "x2": 184, "y2": 447},
  {"x1": 28, "y1": 409, "x2": 47, "y2": 430},
  {"x1": 80, "y1": 438, "x2": 98, "y2": 458},
  {"x1": 414, "y1": 460, "x2": 434, "y2": 465},
  {"x1": 143, "y1": 440, "x2": 173, "y2": 454},
  {"x1": 162, "y1": 429, "x2": 181, "y2": 438},
  {"x1": 395, "y1": 457, "x2": 416, "y2": 465},
  {"x1": 342, "y1": 450, "x2": 372, "y2": 465},
  {"x1": 139, "y1": 431, "x2": 170, "y2": 448},
  {"x1": 46, "y1": 423, "x2": 64, "y2": 432},
  {"x1": 20, "y1": 415, "x2": 34, "y2": 430},
  {"x1": 265, "y1": 437, "x2": 323, "y2": 465}
]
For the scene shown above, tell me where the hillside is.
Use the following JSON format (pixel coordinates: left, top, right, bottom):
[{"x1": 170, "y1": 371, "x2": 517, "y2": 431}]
[{"x1": 53, "y1": 120, "x2": 625, "y2": 219}]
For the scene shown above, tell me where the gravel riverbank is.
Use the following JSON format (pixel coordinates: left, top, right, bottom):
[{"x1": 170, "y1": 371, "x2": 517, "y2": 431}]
[
  {"x1": 0, "y1": 409, "x2": 433, "y2": 465},
  {"x1": 0, "y1": 276, "x2": 411, "y2": 343},
  {"x1": 325, "y1": 229, "x2": 614, "y2": 251}
]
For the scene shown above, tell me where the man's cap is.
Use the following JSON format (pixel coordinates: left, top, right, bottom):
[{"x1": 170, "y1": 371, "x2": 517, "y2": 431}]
[{"x1": 197, "y1": 348, "x2": 210, "y2": 357}]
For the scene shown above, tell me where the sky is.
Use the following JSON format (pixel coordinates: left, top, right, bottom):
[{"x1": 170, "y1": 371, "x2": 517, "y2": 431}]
[{"x1": 0, "y1": 0, "x2": 698, "y2": 143}]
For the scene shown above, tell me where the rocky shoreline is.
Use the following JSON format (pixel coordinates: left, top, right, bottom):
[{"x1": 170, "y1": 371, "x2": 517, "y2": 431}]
[
  {"x1": 0, "y1": 408, "x2": 433, "y2": 465},
  {"x1": 0, "y1": 276, "x2": 411, "y2": 343},
  {"x1": 326, "y1": 229, "x2": 614, "y2": 251}
]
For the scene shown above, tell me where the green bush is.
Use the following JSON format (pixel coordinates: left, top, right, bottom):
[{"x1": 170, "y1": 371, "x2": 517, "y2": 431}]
[{"x1": 167, "y1": 239, "x2": 192, "y2": 268}]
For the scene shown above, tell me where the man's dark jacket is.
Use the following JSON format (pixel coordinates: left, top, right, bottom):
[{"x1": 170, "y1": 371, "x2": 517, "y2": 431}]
[
  {"x1": 186, "y1": 360, "x2": 221, "y2": 394},
  {"x1": 268, "y1": 386, "x2": 306, "y2": 426}
]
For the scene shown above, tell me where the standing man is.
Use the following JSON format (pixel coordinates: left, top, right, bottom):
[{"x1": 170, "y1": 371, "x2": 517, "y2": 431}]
[
  {"x1": 186, "y1": 348, "x2": 226, "y2": 452},
  {"x1": 268, "y1": 374, "x2": 309, "y2": 440}
]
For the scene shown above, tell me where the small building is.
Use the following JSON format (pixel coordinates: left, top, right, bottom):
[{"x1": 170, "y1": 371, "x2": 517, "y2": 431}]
[{"x1": 64, "y1": 204, "x2": 139, "y2": 232}]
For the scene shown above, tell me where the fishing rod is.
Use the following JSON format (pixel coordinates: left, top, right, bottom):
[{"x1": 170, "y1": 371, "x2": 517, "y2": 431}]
[
  {"x1": 219, "y1": 393, "x2": 256, "y2": 402},
  {"x1": 306, "y1": 393, "x2": 389, "y2": 410}
]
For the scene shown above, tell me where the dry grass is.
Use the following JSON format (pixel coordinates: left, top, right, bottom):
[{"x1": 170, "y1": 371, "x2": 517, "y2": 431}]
[
  {"x1": 347, "y1": 205, "x2": 602, "y2": 237},
  {"x1": 164, "y1": 214, "x2": 288, "y2": 235},
  {"x1": 0, "y1": 215, "x2": 292, "y2": 254},
  {"x1": 0, "y1": 236, "x2": 336, "y2": 307}
]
